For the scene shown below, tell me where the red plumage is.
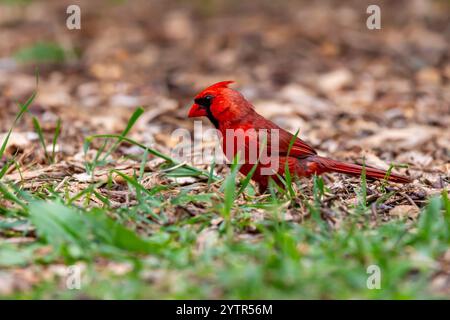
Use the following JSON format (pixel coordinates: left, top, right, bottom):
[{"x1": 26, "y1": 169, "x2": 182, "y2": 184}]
[{"x1": 188, "y1": 81, "x2": 410, "y2": 191}]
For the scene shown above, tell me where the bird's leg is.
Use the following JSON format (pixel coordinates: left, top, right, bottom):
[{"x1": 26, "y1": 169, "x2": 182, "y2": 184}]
[{"x1": 258, "y1": 181, "x2": 269, "y2": 194}]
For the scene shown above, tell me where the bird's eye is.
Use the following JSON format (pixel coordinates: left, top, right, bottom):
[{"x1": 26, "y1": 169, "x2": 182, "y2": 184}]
[{"x1": 195, "y1": 95, "x2": 214, "y2": 108}]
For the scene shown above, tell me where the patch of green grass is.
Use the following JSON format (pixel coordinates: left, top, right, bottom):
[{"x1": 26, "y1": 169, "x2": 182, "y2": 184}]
[
  {"x1": 3, "y1": 154, "x2": 448, "y2": 299},
  {"x1": 0, "y1": 0, "x2": 32, "y2": 6},
  {"x1": 14, "y1": 42, "x2": 67, "y2": 64},
  {"x1": 3, "y1": 190, "x2": 449, "y2": 299}
]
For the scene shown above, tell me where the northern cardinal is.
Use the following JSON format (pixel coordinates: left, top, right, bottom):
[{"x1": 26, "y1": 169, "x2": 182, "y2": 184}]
[{"x1": 188, "y1": 81, "x2": 410, "y2": 191}]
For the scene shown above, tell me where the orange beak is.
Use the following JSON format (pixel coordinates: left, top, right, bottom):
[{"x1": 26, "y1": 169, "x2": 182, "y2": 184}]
[{"x1": 188, "y1": 103, "x2": 207, "y2": 118}]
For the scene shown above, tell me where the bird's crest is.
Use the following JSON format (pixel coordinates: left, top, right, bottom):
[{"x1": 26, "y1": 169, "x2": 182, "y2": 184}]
[{"x1": 204, "y1": 80, "x2": 235, "y2": 91}]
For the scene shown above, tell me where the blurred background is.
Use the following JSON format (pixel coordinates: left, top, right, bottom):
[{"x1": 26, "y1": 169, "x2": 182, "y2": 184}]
[
  {"x1": 0, "y1": 0, "x2": 449, "y2": 299},
  {"x1": 0, "y1": 0, "x2": 449, "y2": 177}
]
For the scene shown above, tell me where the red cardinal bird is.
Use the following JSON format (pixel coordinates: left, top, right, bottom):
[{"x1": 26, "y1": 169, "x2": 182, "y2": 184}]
[{"x1": 188, "y1": 81, "x2": 410, "y2": 191}]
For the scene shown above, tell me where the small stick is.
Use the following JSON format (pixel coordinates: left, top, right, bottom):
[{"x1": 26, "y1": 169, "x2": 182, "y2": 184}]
[{"x1": 400, "y1": 192, "x2": 420, "y2": 209}]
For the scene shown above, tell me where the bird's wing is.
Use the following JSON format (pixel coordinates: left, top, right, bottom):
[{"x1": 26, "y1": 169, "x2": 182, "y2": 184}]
[
  {"x1": 240, "y1": 114, "x2": 317, "y2": 159},
  {"x1": 277, "y1": 128, "x2": 317, "y2": 158},
  {"x1": 249, "y1": 124, "x2": 317, "y2": 159}
]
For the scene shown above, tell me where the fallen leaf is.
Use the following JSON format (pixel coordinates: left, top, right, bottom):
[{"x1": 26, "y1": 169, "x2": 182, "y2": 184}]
[
  {"x1": 356, "y1": 126, "x2": 438, "y2": 149},
  {"x1": 397, "y1": 151, "x2": 433, "y2": 167},
  {"x1": 389, "y1": 205, "x2": 420, "y2": 219},
  {"x1": 317, "y1": 69, "x2": 353, "y2": 92}
]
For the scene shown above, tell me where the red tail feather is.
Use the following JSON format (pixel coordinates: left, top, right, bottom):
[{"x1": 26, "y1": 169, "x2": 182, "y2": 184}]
[{"x1": 313, "y1": 157, "x2": 410, "y2": 183}]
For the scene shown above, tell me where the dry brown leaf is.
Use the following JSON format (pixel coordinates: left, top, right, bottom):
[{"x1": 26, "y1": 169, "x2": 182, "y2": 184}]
[
  {"x1": 0, "y1": 132, "x2": 38, "y2": 150},
  {"x1": 389, "y1": 205, "x2": 420, "y2": 219},
  {"x1": 356, "y1": 126, "x2": 439, "y2": 149},
  {"x1": 396, "y1": 151, "x2": 434, "y2": 167},
  {"x1": 317, "y1": 69, "x2": 353, "y2": 92}
]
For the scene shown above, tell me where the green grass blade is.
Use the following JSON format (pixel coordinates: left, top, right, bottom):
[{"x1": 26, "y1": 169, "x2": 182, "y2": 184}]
[
  {"x1": 101, "y1": 106, "x2": 144, "y2": 161},
  {"x1": 355, "y1": 159, "x2": 367, "y2": 214},
  {"x1": 0, "y1": 159, "x2": 12, "y2": 179},
  {"x1": 283, "y1": 129, "x2": 300, "y2": 198},
  {"x1": 236, "y1": 134, "x2": 271, "y2": 196},
  {"x1": 0, "y1": 182, "x2": 27, "y2": 209},
  {"x1": 207, "y1": 158, "x2": 216, "y2": 188},
  {"x1": 51, "y1": 117, "x2": 61, "y2": 163},
  {"x1": 139, "y1": 148, "x2": 149, "y2": 182},
  {"x1": 0, "y1": 91, "x2": 37, "y2": 161},
  {"x1": 111, "y1": 169, "x2": 161, "y2": 197},
  {"x1": 237, "y1": 161, "x2": 258, "y2": 196},
  {"x1": 32, "y1": 116, "x2": 50, "y2": 162},
  {"x1": 87, "y1": 134, "x2": 216, "y2": 180},
  {"x1": 221, "y1": 155, "x2": 241, "y2": 238}
]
